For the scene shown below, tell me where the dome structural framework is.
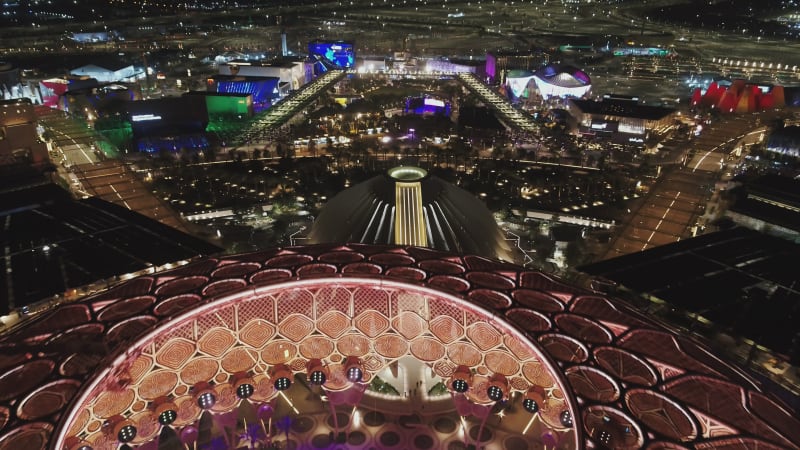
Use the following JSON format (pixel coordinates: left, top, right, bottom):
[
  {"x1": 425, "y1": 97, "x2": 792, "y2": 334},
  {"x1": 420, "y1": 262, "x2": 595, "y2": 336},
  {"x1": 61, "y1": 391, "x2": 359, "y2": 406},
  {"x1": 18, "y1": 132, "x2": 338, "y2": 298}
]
[{"x1": 0, "y1": 244, "x2": 795, "y2": 450}]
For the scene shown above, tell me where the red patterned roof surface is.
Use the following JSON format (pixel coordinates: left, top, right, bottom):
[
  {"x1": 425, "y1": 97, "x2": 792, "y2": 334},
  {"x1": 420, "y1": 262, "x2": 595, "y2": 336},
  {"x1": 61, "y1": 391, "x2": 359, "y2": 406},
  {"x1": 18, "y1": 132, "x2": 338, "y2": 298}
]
[{"x1": 0, "y1": 244, "x2": 797, "y2": 450}]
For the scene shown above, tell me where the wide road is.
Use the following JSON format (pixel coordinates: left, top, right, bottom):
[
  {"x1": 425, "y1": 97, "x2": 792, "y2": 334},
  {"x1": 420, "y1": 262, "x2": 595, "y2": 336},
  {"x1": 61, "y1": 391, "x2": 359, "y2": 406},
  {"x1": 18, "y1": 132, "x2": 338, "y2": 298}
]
[
  {"x1": 39, "y1": 108, "x2": 108, "y2": 166},
  {"x1": 36, "y1": 107, "x2": 190, "y2": 232},
  {"x1": 605, "y1": 166, "x2": 712, "y2": 258},
  {"x1": 603, "y1": 115, "x2": 766, "y2": 260}
]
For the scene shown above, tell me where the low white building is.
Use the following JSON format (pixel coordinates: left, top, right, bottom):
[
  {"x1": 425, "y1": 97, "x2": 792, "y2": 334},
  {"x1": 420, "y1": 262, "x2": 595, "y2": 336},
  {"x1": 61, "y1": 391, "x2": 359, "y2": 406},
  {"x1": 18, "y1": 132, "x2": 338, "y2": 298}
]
[
  {"x1": 219, "y1": 60, "x2": 308, "y2": 90},
  {"x1": 70, "y1": 63, "x2": 142, "y2": 83},
  {"x1": 357, "y1": 58, "x2": 387, "y2": 73}
]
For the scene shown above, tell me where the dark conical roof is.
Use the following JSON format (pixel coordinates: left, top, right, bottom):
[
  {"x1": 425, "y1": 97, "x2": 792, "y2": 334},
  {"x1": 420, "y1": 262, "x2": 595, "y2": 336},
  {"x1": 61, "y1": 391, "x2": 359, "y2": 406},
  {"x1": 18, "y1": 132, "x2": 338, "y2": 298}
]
[{"x1": 308, "y1": 167, "x2": 512, "y2": 261}]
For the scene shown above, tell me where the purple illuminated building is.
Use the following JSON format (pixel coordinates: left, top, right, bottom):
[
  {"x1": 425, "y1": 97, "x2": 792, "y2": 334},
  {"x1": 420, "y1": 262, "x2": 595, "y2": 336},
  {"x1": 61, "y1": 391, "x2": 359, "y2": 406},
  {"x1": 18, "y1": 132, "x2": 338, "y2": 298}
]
[{"x1": 404, "y1": 96, "x2": 451, "y2": 116}]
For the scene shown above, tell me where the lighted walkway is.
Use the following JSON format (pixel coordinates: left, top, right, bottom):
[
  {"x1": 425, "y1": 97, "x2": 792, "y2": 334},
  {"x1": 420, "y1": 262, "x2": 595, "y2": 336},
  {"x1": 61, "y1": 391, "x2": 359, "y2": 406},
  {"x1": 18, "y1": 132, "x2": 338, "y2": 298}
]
[
  {"x1": 457, "y1": 72, "x2": 538, "y2": 133},
  {"x1": 237, "y1": 70, "x2": 348, "y2": 145},
  {"x1": 237, "y1": 70, "x2": 535, "y2": 146}
]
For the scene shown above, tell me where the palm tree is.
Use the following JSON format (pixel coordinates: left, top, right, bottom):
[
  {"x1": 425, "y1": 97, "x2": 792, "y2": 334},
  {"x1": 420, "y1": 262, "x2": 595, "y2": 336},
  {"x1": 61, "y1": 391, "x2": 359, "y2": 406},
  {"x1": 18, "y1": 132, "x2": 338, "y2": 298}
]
[
  {"x1": 447, "y1": 137, "x2": 469, "y2": 170},
  {"x1": 305, "y1": 138, "x2": 315, "y2": 157},
  {"x1": 350, "y1": 136, "x2": 369, "y2": 168}
]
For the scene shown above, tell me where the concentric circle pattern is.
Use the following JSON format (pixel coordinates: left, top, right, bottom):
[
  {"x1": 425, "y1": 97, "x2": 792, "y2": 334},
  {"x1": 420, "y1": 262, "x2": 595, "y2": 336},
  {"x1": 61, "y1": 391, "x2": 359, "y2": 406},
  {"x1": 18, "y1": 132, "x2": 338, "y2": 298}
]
[{"x1": 0, "y1": 244, "x2": 795, "y2": 450}]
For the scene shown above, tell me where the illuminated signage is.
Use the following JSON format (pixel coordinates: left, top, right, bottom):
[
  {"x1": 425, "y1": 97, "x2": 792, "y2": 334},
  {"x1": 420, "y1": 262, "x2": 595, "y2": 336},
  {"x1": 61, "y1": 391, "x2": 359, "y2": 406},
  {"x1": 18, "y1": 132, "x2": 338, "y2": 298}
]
[
  {"x1": 628, "y1": 137, "x2": 644, "y2": 143},
  {"x1": 424, "y1": 98, "x2": 445, "y2": 107},
  {"x1": 613, "y1": 47, "x2": 670, "y2": 57},
  {"x1": 131, "y1": 114, "x2": 162, "y2": 122},
  {"x1": 308, "y1": 41, "x2": 355, "y2": 69},
  {"x1": 618, "y1": 123, "x2": 645, "y2": 135},
  {"x1": 591, "y1": 122, "x2": 607, "y2": 130}
]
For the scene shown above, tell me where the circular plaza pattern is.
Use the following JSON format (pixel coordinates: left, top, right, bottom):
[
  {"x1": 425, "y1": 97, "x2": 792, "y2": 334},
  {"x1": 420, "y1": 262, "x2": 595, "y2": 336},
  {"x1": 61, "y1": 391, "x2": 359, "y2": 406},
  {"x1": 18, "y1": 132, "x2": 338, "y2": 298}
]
[{"x1": 0, "y1": 244, "x2": 797, "y2": 450}]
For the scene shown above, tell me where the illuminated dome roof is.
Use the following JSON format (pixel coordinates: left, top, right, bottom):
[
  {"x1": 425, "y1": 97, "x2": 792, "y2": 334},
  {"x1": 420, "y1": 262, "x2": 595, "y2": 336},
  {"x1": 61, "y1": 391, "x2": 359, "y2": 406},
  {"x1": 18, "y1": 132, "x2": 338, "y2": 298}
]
[
  {"x1": 0, "y1": 244, "x2": 798, "y2": 450},
  {"x1": 532, "y1": 65, "x2": 591, "y2": 100},
  {"x1": 505, "y1": 71, "x2": 537, "y2": 98},
  {"x1": 506, "y1": 70, "x2": 535, "y2": 79},
  {"x1": 533, "y1": 64, "x2": 591, "y2": 88},
  {"x1": 308, "y1": 166, "x2": 512, "y2": 261}
]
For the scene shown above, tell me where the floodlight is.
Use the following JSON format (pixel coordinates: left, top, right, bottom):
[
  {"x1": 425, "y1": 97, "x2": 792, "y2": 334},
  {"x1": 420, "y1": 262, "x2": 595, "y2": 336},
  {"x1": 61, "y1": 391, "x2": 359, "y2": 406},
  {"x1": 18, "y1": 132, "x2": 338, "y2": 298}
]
[
  {"x1": 306, "y1": 359, "x2": 328, "y2": 386},
  {"x1": 486, "y1": 373, "x2": 509, "y2": 402},
  {"x1": 271, "y1": 364, "x2": 292, "y2": 391},
  {"x1": 193, "y1": 382, "x2": 217, "y2": 410},
  {"x1": 344, "y1": 356, "x2": 364, "y2": 382},
  {"x1": 449, "y1": 365, "x2": 472, "y2": 393}
]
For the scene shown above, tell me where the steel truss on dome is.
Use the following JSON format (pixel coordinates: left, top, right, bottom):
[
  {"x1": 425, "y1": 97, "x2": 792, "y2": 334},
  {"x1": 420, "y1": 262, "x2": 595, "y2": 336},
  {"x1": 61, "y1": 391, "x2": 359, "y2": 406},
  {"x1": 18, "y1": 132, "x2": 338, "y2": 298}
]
[{"x1": 0, "y1": 244, "x2": 797, "y2": 450}]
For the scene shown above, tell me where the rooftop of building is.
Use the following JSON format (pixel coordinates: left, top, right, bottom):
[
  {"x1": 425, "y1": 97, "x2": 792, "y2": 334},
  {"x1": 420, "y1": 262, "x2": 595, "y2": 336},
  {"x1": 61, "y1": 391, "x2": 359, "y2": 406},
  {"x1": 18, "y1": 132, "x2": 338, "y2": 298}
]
[
  {"x1": 745, "y1": 174, "x2": 800, "y2": 205},
  {"x1": 184, "y1": 90, "x2": 252, "y2": 98},
  {"x1": 728, "y1": 197, "x2": 800, "y2": 233},
  {"x1": 225, "y1": 59, "x2": 301, "y2": 69},
  {"x1": 207, "y1": 74, "x2": 282, "y2": 81},
  {"x1": 579, "y1": 227, "x2": 800, "y2": 358},
  {"x1": 569, "y1": 97, "x2": 676, "y2": 121},
  {"x1": 768, "y1": 125, "x2": 800, "y2": 141},
  {"x1": 0, "y1": 97, "x2": 32, "y2": 107},
  {"x1": 487, "y1": 49, "x2": 548, "y2": 56},
  {"x1": 0, "y1": 183, "x2": 221, "y2": 315},
  {"x1": 2, "y1": 51, "x2": 139, "y2": 76},
  {"x1": 533, "y1": 64, "x2": 591, "y2": 88},
  {"x1": 728, "y1": 175, "x2": 800, "y2": 232},
  {"x1": 440, "y1": 58, "x2": 485, "y2": 66},
  {"x1": 71, "y1": 60, "x2": 137, "y2": 73}
]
